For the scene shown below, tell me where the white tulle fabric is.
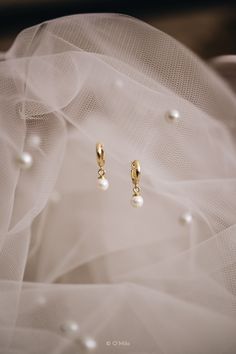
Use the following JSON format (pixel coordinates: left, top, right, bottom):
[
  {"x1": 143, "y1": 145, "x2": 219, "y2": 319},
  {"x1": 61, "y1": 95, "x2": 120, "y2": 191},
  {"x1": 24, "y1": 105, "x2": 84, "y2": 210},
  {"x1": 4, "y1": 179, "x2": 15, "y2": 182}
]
[{"x1": 0, "y1": 13, "x2": 236, "y2": 354}]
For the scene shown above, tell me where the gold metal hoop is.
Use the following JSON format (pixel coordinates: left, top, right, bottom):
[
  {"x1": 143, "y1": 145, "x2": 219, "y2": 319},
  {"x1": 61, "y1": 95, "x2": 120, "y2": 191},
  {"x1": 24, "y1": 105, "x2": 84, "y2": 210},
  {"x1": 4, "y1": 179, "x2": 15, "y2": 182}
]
[
  {"x1": 131, "y1": 160, "x2": 141, "y2": 186},
  {"x1": 96, "y1": 143, "x2": 105, "y2": 168}
]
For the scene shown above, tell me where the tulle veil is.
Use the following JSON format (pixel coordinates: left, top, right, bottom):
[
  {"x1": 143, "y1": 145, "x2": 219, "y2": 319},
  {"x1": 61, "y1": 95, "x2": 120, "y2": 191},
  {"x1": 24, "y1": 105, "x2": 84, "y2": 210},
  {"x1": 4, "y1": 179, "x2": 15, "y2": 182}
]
[{"x1": 0, "y1": 13, "x2": 236, "y2": 354}]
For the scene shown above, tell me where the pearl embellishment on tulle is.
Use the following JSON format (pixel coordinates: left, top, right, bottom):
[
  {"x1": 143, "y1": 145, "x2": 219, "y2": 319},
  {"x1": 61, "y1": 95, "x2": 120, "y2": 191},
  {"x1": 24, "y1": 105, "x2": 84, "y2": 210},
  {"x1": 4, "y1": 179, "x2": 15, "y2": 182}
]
[
  {"x1": 131, "y1": 195, "x2": 144, "y2": 208},
  {"x1": 180, "y1": 212, "x2": 193, "y2": 225},
  {"x1": 97, "y1": 177, "x2": 109, "y2": 191},
  {"x1": 60, "y1": 321, "x2": 80, "y2": 336},
  {"x1": 27, "y1": 134, "x2": 42, "y2": 148},
  {"x1": 36, "y1": 295, "x2": 47, "y2": 306},
  {"x1": 17, "y1": 152, "x2": 33, "y2": 169},
  {"x1": 166, "y1": 109, "x2": 180, "y2": 122},
  {"x1": 82, "y1": 337, "x2": 97, "y2": 351},
  {"x1": 114, "y1": 78, "x2": 124, "y2": 88},
  {"x1": 50, "y1": 191, "x2": 61, "y2": 203}
]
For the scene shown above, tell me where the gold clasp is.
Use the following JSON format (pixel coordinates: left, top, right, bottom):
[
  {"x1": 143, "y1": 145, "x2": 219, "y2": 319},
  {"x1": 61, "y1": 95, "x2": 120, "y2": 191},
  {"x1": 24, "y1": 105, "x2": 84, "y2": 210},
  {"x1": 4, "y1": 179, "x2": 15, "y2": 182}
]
[
  {"x1": 131, "y1": 160, "x2": 141, "y2": 185},
  {"x1": 96, "y1": 143, "x2": 105, "y2": 168}
]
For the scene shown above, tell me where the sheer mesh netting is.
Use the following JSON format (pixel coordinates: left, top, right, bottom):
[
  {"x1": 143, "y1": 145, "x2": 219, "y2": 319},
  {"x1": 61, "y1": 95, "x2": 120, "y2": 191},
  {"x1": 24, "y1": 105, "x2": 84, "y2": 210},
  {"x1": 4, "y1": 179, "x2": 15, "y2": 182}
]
[{"x1": 0, "y1": 13, "x2": 236, "y2": 354}]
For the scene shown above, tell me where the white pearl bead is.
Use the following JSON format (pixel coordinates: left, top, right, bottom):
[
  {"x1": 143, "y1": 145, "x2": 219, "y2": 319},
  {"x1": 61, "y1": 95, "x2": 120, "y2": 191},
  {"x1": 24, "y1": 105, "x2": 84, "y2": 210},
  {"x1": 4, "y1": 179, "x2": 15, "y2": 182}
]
[
  {"x1": 36, "y1": 295, "x2": 47, "y2": 307},
  {"x1": 114, "y1": 78, "x2": 124, "y2": 89},
  {"x1": 27, "y1": 134, "x2": 41, "y2": 148},
  {"x1": 166, "y1": 109, "x2": 180, "y2": 122},
  {"x1": 50, "y1": 191, "x2": 61, "y2": 204},
  {"x1": 97, "y1": 178, "x2": 109, "y2": 191},
  {"x1": 180, "y1": 212, "x2": 193, "y2": 225},
  {"x1": 131, "y1": 195, "x2": 144, "y2": 208},
  {"x1": 60, "y1": 320, "x2": 80, "y2": 336},
  {"x1": 82, "y1": 337, "x2": 97, "y2": 351},
  {"x1": 17, "y1": 152, "x2": 33, "y2": 169}
]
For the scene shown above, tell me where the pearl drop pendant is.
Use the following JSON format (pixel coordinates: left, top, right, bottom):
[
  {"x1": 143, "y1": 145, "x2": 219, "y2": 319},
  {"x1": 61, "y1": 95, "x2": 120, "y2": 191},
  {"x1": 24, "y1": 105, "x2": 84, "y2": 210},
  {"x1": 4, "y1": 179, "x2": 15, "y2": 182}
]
[
  {"x1": 131, "y1": 195, "x2": 144, "y2": 208},
  {"x1": 17, "y1": 152, "x2": 33, "y2": 169},
  {"x1": 97, "y1": 177, "x2": 109, "y2": 191},
  {"x1": 131, "y1": 160, "x2": 143, "y2": 208},
  {"x1": 166, "y1": 109, "x2": 180, "y2": 122},
  {"x1": 96, "y1": 143, "x2": 109, "y2": 191},
  {"x1": 60, "y1": 320, "x2": 80, "y2": 337}
]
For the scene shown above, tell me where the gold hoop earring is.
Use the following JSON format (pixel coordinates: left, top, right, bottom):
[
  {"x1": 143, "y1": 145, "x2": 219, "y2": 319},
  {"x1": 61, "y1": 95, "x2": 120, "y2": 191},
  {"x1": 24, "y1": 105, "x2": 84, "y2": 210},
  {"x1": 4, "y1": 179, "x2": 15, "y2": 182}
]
[
  {"x1": 131, "y1": 160, "x2": 144, "y2": 207},
  {"x1": 96, "y1": 143, "x2": 109, "y2": 191}
]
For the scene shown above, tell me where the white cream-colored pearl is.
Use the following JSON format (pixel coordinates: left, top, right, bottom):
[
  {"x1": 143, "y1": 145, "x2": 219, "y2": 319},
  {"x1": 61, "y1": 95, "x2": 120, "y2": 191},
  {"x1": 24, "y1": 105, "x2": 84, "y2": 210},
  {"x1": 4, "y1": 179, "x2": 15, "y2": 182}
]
[
  {"x1": 114, "y1": 78, "x2": 124, "y2": 89},
  {"x1": 36, "y1": 295, "x2": 47, "y2": 307},
  {"x1": 17, "y1": 152, "x2": 33, "y2": 169},
  {"x1": 97, "y1": 177, "x2": 109, "y2": 190},
  {"x1": 131, "y1": 195, "x2": 144, "y2": 208},
  {"x1": 180, "y1": 212, "x2": 193, "y2": 225},
  {"x1": 166, "y1": 109, "x2": 180, "y2": 122},
  {"x1": 60, "y1": 320, "x2": 80, "y2": 336},
  {"x1": 82, "y1": 337, "x2": 97, "y2": 351},
  {"x1": 27, "y1": 134, "x2": 41, "y2": 148},
  {"x1": 50, "y1": 191, "x2": 61, "y2": 204}
]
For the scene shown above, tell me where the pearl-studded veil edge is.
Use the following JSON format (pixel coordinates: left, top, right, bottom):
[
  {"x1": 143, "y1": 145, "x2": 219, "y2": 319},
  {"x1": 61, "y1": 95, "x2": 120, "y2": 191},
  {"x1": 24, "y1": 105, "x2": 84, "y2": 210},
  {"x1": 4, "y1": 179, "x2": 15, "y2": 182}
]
[{"x1": 0, "y1": 13, "x2": 236, "y2": 353}]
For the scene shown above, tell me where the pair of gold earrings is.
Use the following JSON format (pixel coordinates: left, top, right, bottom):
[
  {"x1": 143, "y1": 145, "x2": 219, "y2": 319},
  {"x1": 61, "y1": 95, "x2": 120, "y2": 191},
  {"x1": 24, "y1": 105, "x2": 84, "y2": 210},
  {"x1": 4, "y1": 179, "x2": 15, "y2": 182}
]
[{"x1": 96, "y1": 143, "x2": 144, "y2": 208}]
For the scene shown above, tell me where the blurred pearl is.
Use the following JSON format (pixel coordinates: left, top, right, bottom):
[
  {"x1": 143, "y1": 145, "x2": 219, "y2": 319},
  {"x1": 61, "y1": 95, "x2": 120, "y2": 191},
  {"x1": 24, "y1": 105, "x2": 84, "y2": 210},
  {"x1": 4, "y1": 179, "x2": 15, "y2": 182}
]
[
  {"x1": 82, "y1": 337, "x2": 97, "y2": 351},
  {"x1": 166, "y1": 109, "x2": 180, "y2": 122},
  {"x1": 28, "y1": 134, "x2": 41, "y2": 148},
  {"x1": 17, "y1": 152, "x2": 33, "y2": 169},
  {"x1": 114, "y1": 78, "x2": 124, "y2": 89},
  {"x1": 36, "y1": 295, "x2": 47, "y2": 306},
  {"x1": 97, "y1": 178, "x2": 109, "y2": 191},
  {"x1": 131, "y1": 195, "x2": 144, "y2": 208},
  {"x1": 60, "y1": 321, "x2": 80, "y2": 336},
  {"x1": 50, "y1": 191, "x2": 61, "y2": 203},
  {"x1": 180, "y1": 212, "x2": 193, "y2": 225}
]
